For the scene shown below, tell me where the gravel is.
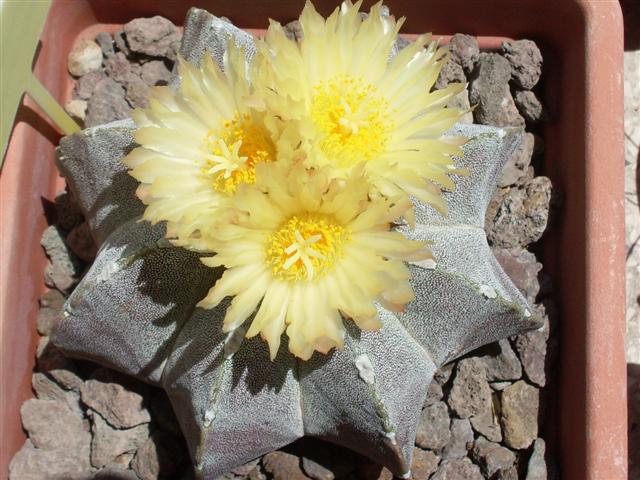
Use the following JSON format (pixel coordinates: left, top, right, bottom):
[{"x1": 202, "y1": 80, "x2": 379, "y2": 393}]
[
  {"x1": 431, "y1": 458, "x2": 484, "y2": 480},
  {"x1": 448, "y1": 33, "x2": 480, "y2": 74},
  {"x1": 469, "y1": 53, "x2": 525, "y2": 127},
  {"x1": 68, "y1": 39, "x2": 103, "y2": 77},
  {"x1": 500, "y1": 380, "x2": 540, "y2": 449},
  {"x1": 502, "y1": 39, "x2": 543, "y2": 90},
  {"x1": 65, "y1": 99, "x2": 88, "y2": 122},
  {"x1": 69, "y1": 20, "x2": 182, "y2": 129},
  {"x1": 515, "y1": 90, "x2": 545, "y2": 123},
  {"x1": 486, "y1": 176, "x2": 552, "y2": 248},
  {"x1": 10, "y1": 22, "x2": 558, "y2": 480},
  {"x1": 89, "y1": 410, "x2": 150, "y2": 468},
  {"x1": 416, "y1": 401, "x2": 452, "y2": 450},
  {"x1": 124, "y1": 16, "x2": 181, "y2": 60},
  {"x1": 411, "y1": 448, "x2": 440, "y2": 478},
  {"x1": 497, "y1": 132, "x2": 535, "y2": 187},
  {"x1": 262, "y1": 451, "x2": 310, "y2": 480},
  {"x1": 80, "y1": 371, "x2": 151, "y2": 429},
  {"x1": 36, "y1": 289, "x2": 65, "y2": 336},
  {"x1": 447, "y1": 358, "x2": 493, "y2": 419},
  {"x1": 472, "y1": 436, "x2": 517, "y2": 477},
  {"x1": 526, "y1": 438, "x2": 548, "y2": 480},
  {"x1": 85, "y1": 77, "x2": 131, "y2": 127},
  {"x1": 442, "y1": 418, "x2": 474, "y2": 460},
  {"x1": 478, "y1": 339, "x2": 523, "y2": 382}
]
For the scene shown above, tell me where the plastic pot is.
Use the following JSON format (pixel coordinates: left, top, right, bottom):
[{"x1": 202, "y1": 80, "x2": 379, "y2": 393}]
[{"x1": 0, "y1": 1, "x2": 626, "y2": 479}]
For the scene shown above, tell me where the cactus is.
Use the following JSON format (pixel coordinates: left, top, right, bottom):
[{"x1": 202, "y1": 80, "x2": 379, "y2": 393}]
[{"x1": 52, "y1": 8, "x2": 540, "y2": 479}]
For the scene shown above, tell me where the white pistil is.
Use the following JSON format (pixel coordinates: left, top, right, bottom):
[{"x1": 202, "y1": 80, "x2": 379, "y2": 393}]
[
  {"x1": 283, "y1": 230, "x2": 326, "y2": 280},
  {"x1": 206, "y1": 139, "x2": 247, "y2": 179},
  {"x1": 338, "y1": 98, "x2": 360, "y2": 136}
]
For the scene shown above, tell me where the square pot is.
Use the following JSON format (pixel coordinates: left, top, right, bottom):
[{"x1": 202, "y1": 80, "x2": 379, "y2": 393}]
[{"x1": 0, "y1": 1, "x2": 626, "y2": 479}]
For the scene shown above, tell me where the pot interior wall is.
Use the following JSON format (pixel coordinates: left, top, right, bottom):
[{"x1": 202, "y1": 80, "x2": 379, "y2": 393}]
[{"x1": 0, "y1": 1, "x2": 625, "y2": 479}]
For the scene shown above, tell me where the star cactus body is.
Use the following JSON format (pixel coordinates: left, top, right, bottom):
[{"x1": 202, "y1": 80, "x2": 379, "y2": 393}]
[{"x1": 52, "y1": 7, "x2": 540, "y2": 479}]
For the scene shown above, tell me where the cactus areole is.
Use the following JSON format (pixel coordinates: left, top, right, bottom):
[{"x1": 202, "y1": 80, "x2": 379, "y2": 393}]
[{"x1": 52, "y1": 4, "x2": 541, "y2": 478}]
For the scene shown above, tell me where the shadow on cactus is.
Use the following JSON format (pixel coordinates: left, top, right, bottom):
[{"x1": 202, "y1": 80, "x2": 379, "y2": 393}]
[{"x1": 52, "y1": 2, "x2": 541, "y2": 478}]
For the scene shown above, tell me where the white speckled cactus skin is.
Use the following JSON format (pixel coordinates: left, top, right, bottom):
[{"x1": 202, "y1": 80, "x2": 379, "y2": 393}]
[{"x1": 52, "y1": 8, "x2": 541, "y2": 479}]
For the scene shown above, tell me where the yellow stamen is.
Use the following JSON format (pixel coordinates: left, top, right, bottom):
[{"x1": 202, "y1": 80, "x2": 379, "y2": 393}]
[
  {"x1": 203, "y1": 113, "x2": 275, "y2": 194},
  {"x1": 266, "y1": 213, "x2": 349, "y2": 281},
  {"x1": 311, "y1": 74, "x2": 393, "y2": 167}
]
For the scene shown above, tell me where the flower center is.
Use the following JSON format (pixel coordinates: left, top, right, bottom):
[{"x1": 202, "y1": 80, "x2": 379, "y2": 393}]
[
  {"x1": 266, "y1": 213, "x2": 349, "y2": 282},
  {"x1": 203, "y1": 113, "x2": 275, "y2": 194},
  {"x1": 311, "y1": 74, "x2": 393, "y2": 167}
]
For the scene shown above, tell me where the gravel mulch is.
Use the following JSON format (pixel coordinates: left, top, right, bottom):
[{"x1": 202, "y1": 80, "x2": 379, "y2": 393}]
[{"x1": 9, "y1": 16, "x2": 558, "y2": 480}]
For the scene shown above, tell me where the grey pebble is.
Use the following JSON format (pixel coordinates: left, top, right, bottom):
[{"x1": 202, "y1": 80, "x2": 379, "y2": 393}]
[
  {"x1": 411, "y1": 448, "x2": 440, "y2": 479},
  {"x1": 435, "y1": 59, "x2": 466, "y2": 90},
  {"x1": 141, "y1": 60, "x2": 173, "y2": 86},
  {"x1": 526, "y1": 438, "x2": 548, "y2": 480},
  {"x1": 470, "y1": 400, "x2": 503, "y2": 443}
]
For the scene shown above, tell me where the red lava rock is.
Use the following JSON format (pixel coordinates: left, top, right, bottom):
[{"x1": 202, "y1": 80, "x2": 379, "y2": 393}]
[
  {"x1": 89, "y1": 410, "x2": 150, "y2": 468},
  {"x1": 515, "y1": 90, "x2": 544, "y2": 123},
  {"x1": 124, "y1": 16, "x2": 181, "y2": 60},
  {"x1": 36, "y1": 289, "x2": 65, "y2": 336},
  {"x1": 442, "y1": 418, "x2": 474, "y2": 460},
  {"x1": 472, "y1": 436, "x2": 516, "y2": 477},
  {"x1": 85, "y1": 77, "x2": 131, "y2": 127},
  {"x1": 411, "y1": 448, "x2": 440, "y2": 479},
  {"x1": 447, "y1": 358, "x2": 492, "y2": 419},
  {"x1": 141, "y1": 60, "x2": 173, "y2": 86},
  {"x1": 448, "y1": 33, "x2": 480, "y2": 73},
  {"x1": 470, "y1": 53, "x2": 525, "y2": 127},
  {"x1": 416, "y1": 401, "x2": 451, "y2": 450},
  {"x1": 80, "y1": 371, "x2": 151, "y2": 429},
  {"x1": 431, "y1": 458, "x2": 484, "y2": 480},
  {"x1": 262, "y1": 451, "x2": 310, "y2": 480},
  {"x1": 502, "y1": 39, "x2": 543, "y2": 90},
  {"x1": 500, "y1": 380, "x2": 539, "y2": 449}
]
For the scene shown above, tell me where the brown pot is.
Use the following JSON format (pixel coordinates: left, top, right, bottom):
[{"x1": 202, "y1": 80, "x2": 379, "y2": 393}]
[{"x1": 0, "y1": 1, "x2": 626, "y2": 479}]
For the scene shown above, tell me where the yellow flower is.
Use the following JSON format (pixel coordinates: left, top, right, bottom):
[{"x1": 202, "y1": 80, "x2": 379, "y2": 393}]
[
  {"x1": 123, "y1": 45, "x2": 278, "y2": 251},
  {"x1": 253, "y1": 0, "x2": 467, "y2": 214},
  {"x1": 197, "y1": 163, "x2": 431, "y2": 360}
]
